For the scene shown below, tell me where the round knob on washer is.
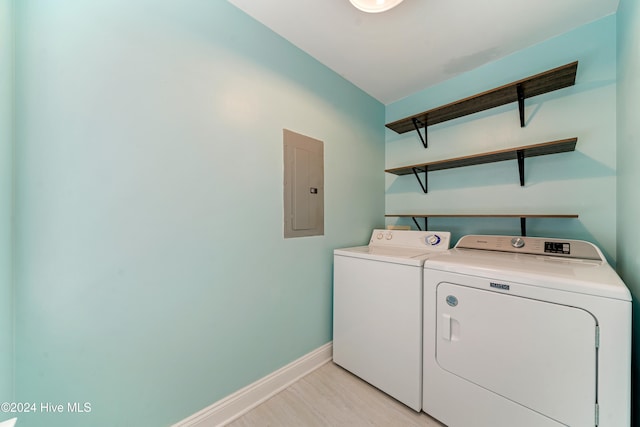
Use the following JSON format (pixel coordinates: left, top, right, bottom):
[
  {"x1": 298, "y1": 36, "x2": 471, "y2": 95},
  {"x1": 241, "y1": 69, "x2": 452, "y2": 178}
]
[
  {"x1": 385, "y1": 232, "x2": 393, "y2": 240},
  {"x1": 426, "y1": 234, "x2": 441, "y2": 245},
  {"x1": 511, "y1": 237, "x2": 525, "y2": 248},
  {"x1": 376, "y1": 232, "x2": 384, "y2": 240}
]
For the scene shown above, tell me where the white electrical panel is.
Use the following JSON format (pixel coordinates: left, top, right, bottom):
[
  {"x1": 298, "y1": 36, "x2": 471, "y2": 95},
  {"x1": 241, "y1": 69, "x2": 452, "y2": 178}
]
[{"x1": 283, "y1": 129, "x2": 324, "y2": 238}]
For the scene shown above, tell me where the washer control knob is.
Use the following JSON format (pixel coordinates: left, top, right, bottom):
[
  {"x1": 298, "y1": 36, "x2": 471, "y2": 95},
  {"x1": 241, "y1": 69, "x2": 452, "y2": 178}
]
[
  {"x1": 385, "y1": 232, "x2": 393, "y2": 240},
  {"x1": 376, "y1": 232, "x2": 384, "y2": 240},
  {"x1": 426, "y1": 234, "x2": 441, "y2": 246},
  {"x1": 511, "y1": 237, "x2": 525, "y2": 248}
]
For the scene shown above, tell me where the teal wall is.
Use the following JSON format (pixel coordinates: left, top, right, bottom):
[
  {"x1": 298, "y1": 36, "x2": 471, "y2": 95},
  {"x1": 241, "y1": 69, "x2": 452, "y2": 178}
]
[
  {"x1": 13, "y1": 1, "x2": 384, "y2": 426},
  {"x1": 616, "y1": 0, "x2": 640, "y2": 424},
  {"x1": 385, "y1": 16, "x2": 618, "y2": 263},
  {"x1": 0, "y1": 0, "x2": 14, "y2": 409}
]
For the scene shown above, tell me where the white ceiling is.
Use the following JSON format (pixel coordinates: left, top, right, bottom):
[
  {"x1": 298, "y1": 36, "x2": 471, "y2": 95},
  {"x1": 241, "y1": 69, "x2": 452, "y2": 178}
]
[{"x1": 227, "y1": 0, "x2": 619, "y2": 104}]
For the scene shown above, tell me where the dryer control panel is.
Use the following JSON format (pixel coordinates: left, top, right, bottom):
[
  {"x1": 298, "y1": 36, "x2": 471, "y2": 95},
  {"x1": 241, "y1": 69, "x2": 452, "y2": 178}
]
[{"x1": 455, "y1": 235, "x2": 604, "y2": 261}]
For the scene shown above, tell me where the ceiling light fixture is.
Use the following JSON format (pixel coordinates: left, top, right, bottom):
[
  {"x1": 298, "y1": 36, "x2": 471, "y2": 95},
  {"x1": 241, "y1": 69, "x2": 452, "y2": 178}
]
[{"x1": 349, "y1": 0, "x2": 404, "y2": 13}]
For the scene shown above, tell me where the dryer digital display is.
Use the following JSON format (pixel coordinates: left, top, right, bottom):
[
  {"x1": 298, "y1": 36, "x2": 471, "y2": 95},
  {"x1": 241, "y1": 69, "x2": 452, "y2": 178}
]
[{"x1": 544, "y1": 241, "x2": 570, "y2": 254}]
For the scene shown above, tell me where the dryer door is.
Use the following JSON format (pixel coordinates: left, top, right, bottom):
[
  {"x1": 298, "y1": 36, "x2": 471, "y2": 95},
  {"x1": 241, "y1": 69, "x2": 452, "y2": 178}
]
[{"x1": 436, "y1": 282, "x2": 597, "y2": 426}]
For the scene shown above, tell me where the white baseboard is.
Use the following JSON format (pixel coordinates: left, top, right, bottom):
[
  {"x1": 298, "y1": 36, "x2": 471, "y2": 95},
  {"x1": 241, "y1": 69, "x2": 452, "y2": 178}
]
[{"x1": 172, "y1": 342, "x2": 333, "y2": 427}]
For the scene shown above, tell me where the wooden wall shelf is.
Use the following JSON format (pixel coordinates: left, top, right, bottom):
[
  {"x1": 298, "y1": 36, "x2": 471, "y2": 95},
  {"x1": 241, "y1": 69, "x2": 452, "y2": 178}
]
[
  {"x1": 385, "y1": 137, "x2": 577, "y2": 192},
  {"x1": 385, "y1": 61, "x2": 578, "y2": 148},
  {"x1": 385, "y1": 214, "x2": 579, "y2": 236},
  {"x1": 384, "y1": 62, "x2": 581, "y2": 237}
]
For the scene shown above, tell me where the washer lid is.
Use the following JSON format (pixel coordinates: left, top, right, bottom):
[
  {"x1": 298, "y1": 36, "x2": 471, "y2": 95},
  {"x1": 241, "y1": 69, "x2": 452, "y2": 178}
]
[
  {"x1": 334, "y1": 245, "x2": 436, "y2": 266},
  {"x1": 424, "y1": 248, "x2": 631, "y2": 301}
]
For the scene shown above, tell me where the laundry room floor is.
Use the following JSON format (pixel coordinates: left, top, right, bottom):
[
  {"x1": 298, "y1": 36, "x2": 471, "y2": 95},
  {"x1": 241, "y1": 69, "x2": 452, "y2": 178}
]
[{"x1": 226, "y1": 362, "x2": 445, "y2": 426}]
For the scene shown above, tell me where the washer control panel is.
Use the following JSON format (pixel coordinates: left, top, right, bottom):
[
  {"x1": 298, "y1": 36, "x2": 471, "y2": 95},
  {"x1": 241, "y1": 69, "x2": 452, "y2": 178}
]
[{"x1": 370, "y1": 229, "x2": 451, "y2": 250}]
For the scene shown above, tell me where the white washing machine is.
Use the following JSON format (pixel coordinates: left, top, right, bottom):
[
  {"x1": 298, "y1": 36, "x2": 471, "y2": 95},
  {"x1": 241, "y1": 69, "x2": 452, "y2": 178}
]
[
  {"x1": 422, "y1": 235, "x2": 631, "y2": 427},
  {"x1": 333, "y1": 229, "x2": 451, "y2": 411}
]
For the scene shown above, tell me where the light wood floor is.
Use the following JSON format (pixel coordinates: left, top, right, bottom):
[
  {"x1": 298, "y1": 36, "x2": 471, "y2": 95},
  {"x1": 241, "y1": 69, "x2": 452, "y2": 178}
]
[{"x1": 226, "y1": 362, "x2": 446, "y2": 426}]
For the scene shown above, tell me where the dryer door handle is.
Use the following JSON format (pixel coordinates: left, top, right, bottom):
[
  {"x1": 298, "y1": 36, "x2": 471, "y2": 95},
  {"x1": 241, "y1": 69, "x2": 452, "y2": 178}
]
[{"x1": 441, "y1": 313, "x2": 452, "y2": 341}]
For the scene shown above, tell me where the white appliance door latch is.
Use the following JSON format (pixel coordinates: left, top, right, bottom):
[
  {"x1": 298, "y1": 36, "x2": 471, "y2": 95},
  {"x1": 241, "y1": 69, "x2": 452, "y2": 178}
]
[{"x1": 441, "y1": 313, "x2": 452, "y2": 341}]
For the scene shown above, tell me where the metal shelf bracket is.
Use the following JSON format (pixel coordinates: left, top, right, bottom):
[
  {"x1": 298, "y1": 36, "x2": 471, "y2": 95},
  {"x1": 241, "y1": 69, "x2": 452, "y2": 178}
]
[
  {"x1": 517, "y1": 149, "x2": 525, "y2": 186},
  {"x1": 517, "y1": 84, "x2": 525, "y2": 127},
  {"x1": 412, "y1": 167, "x2": 428, "y2": 193},
  {"x1": 412, "y1": 217, "x2": 428, "y2": 231},
  {"x1": 520, "y1": 217, "x2": 527, "y2": 236},
  {"x1": 412, "y1": 118, "x2": 428, "y2": 149}
]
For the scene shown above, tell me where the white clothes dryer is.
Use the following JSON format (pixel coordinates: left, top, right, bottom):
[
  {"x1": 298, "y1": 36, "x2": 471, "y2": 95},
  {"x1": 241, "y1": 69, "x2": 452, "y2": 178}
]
[
  {"x1": 422, "y1": 235, "x2": 631, "y2": 427},
  {"x1": 333, "y1": 229, "x2": 451, "y2": 411}
]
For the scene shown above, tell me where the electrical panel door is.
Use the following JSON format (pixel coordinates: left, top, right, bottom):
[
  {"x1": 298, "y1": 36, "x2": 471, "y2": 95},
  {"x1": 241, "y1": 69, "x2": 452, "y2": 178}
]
[{"x1": 283, "y1": 129, "x2": 324, "y2": 238}]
